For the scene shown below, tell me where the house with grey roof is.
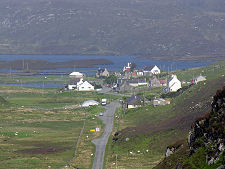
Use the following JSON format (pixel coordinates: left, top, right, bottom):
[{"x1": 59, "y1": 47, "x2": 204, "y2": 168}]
[
  {"x1": 126, "y1": 95, "x2": 143, "y2": 109},
  {"x1": 143, "y1": 65, "x2": 160, "y2": 76}
]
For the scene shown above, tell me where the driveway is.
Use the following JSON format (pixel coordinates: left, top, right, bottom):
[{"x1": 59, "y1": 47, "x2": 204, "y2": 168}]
[{"x1": 92, "y1": 101, "x2": 121, "y2": 169}]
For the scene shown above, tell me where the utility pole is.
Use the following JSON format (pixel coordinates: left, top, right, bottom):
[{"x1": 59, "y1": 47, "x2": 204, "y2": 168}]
[
  {"x1": 22, "y1": 59, "x2": 25, "y2": 70},
  {"x1": 26, "y1": 62, "x2": 29, "y2": 71}
]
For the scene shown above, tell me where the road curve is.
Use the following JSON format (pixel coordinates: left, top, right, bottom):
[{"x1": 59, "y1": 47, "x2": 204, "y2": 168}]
[{"x1": 92, "y1": 101, "x2": 121, "y2": 169}]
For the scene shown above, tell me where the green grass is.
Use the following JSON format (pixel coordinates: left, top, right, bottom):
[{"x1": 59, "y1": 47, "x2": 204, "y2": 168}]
[
  {"x1": 104, "y1": 60, "x2": 225, "y2": 168},
  {"x1": 0, "y1": 80, "x2": 108, "y2": 169},
  {"x1": 175, "y1": 60, "x2": 225, "y2": 82}
]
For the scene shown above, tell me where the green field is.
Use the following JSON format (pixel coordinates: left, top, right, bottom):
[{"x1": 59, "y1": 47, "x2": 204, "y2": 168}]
[{"x1": 0, "y1": 80, "x2": 118, "y2": 169}]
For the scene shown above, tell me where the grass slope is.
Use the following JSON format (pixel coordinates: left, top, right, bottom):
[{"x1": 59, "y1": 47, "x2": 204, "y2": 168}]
[{"x1": 104, "y1": 60, "x2": 225, "y2": 168}]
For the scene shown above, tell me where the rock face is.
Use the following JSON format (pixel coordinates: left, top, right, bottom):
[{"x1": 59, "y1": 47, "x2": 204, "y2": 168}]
[{"x1": 188, "y1": 86, "x2": 225, "y2": 165}]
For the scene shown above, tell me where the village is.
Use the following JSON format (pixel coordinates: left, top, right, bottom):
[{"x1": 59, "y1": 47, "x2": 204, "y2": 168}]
[
  {"x1": 0, "y1": 59, "x2": 224, "y2": 169},
  {"x1": 65, "y1": 62, "x2": 207, "y2": 109}
]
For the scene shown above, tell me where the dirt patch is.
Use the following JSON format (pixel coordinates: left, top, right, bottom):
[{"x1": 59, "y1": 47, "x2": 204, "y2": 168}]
[{"x1": 16, "y1": 146, "x2": 69, "y2": 154}]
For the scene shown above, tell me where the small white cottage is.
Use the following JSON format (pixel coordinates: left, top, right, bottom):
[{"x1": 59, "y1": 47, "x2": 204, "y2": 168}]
[
  {"x1": 151, "y1": 65, "x2": 161, "y2": 74},
  {"x1": 193, "y1": 75, "x2": 206, "y2": 84},
  {"x1": 77, "y1": 81, "x2": 94, "y2": 91},
  {"x1": 166, "y1": 75, "x2": 181, "y2": 92},
  {"x1": 143, "y1": 65, "x2": 161, "y2": 75}
]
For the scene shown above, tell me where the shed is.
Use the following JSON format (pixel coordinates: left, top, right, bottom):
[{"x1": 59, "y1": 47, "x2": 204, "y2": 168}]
[{"x1": 193, "y1": 75, "x2": 206, "y2": 84}]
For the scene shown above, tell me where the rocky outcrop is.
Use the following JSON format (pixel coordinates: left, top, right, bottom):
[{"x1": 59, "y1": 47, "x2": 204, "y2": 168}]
[
  {"x1": 188, "y1": 86, "x2": 225, "y2": 165},
  {"x1": 165, "y1": 140, "x2": 185, "y2": 158}
]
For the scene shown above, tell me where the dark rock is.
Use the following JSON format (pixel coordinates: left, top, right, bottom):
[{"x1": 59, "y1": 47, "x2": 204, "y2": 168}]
[{"x1": 188, "y1": 86, "x2": 225, "y2": 164}]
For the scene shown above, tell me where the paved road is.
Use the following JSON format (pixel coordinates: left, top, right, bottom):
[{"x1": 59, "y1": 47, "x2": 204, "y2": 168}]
[
  {"x1": 98, "y1": 86, "x2": 131, "y2": 97},
  {"x1": 92, "y1": 101, "x2": 121, "y2": 169}
]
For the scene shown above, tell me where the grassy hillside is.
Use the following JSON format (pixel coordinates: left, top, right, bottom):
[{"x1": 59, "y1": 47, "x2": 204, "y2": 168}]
[
  {"x1": 0, "y1": 0, "x2": 225, "y2": 60},
  {"x1": 104, "y1": 60, "x2": 225, "y2": 168}
]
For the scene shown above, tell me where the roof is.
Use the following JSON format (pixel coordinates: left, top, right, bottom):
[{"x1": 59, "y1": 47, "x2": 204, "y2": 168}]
[
  {"x1": 69, "y1": 78, "x2": 80, "y2": 85},
  {"x1": 160, "y1": 80, "x2": 167, "y2": 84},
  {"x1": 128, "y1": 79, "x2": 146, "y2": 84},
  {"x1": 143, "y1": 65, "x2": 155, "y2": 71},
  {"x1": 81, "y1": 100, "x2": 99, "y2": 107},
  {"x1": 69, "y1": 72, "x2": 83, "y2": 76},
  {"x1": 79, "y1": 81, "x2": 93, "y2": 87},
  {"x1": 127, "y1": 95, "x2": 142, "y2": 105}
]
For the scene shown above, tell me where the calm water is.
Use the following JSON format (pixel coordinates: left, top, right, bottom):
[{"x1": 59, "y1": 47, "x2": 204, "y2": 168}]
[
  {"x1": 0, "y1": 82, "x2": 65, "y2": 88},
  {"x1": 0, "y1": 55, "x2": 214, "y2": 73}
]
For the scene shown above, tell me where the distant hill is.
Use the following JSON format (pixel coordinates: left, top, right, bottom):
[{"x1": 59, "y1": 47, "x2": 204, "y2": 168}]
[{"x1": 0, "y1": 0, "x2": 225, "y2": 60}]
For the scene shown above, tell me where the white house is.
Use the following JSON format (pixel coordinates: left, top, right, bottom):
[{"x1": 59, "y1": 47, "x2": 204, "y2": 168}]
[
  {"x1": 193, "y1": 75, "x2": 206, "y2": 84},
  {"x1": 69, "y1": 72, "x2": 83, "y2": 78},
  {"x1": 67, "y1": 78, "x2": 82, "y2": 90},
  {"x1": 165, "y1": 75, "x2": 181, "y2": 92},
  {"x1": 67, "y1": 78, "x2": 94, "y2": 91},
  {"x1": 151, "y1": 65, "x2": 161, "y2": 74},
  {"x1": 77, "y1": 81, "x2": 94, "y2": 91},
  {"x1": 143, "y1": 65, "x2": 161, "y2": 75}
]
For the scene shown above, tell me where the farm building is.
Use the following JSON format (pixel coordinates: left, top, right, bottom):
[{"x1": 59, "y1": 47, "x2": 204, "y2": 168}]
[{"x1": 69, "y1": 72, "x2": 83, "y2": 78}]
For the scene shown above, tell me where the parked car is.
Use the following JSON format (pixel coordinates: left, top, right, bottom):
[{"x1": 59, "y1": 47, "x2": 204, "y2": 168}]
[{"x1": 99, "y1": 112, "x2": 103, "y2": 116}]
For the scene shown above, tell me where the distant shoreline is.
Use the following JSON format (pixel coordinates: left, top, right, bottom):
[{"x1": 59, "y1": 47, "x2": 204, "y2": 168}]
[
  {"x1": 0, "y1": 58, "x2": 113, "y2": 70},
  {"x1": 0, "y1": 53, "x2": 223, "y2": 62}
]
